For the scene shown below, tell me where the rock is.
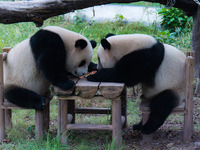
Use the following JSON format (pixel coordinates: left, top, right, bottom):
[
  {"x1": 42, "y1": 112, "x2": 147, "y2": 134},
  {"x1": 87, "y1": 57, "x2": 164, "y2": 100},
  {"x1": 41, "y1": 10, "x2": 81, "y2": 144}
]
[
  {"x1": 167, "y1": 143, "x2": 174, "y2": 148},
  {"x1": 194, "y1": 142, "x2": 200, "y2": 147}
]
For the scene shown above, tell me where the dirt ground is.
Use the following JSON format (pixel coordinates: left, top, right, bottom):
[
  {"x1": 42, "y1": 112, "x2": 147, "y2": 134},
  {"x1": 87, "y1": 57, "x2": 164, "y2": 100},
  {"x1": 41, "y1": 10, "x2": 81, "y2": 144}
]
[{"x1": 122, "y1": 96, "x2": 200, "y2": 150}]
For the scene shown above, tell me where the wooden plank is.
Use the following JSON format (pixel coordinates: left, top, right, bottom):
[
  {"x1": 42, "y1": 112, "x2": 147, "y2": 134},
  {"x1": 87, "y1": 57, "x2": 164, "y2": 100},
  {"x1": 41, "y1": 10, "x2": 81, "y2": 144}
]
[
  {"x1": 75, "y1": 107, "x2": 111, "y2": 114},
  {"x1": 99, "y1": 82, "x2": 125, "y2": 99},
  {"x1": 51, "y1": 78, "x2": 79, "y2": 96},
  {"x1": 112, "y1": 99, "x2": 122, "y2": 146},
  {"x1": 75, "y1": 78, "x2": 100, "y2": 98},
  {"x1": 183, "y1": 56, "x2": 194, "y2": 142},
  {"x1": 67, "y1": 124, "x2": 113, "y2": 131},
  {"x1": 2, "y1": 47, "x2": 11, "y2": 53}
]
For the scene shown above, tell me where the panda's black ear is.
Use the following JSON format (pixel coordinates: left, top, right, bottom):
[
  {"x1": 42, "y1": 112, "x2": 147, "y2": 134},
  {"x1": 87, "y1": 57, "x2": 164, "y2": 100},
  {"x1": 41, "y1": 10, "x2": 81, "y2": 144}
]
[
  {"x1": 101, "y1": 39, "x2": 111, "y2": 50},
  {"x1": 75, "y1": 39, "x2": 88, "y2": 49},
  {"x1": 105, "y1": 33, "x2": 115, "y2": 38},
  {"x1": 90, "y1": 40, "x2": 97, "y2": 49}
]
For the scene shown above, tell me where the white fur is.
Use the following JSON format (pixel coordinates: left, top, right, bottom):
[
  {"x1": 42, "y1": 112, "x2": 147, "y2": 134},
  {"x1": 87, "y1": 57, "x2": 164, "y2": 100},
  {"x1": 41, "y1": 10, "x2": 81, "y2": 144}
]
[
  {"x1": 97, "y1": 34, "x2": 186, "y2": 104},
  {"x1": 4, "y1": 26, "x2": 93, "y2": 95},
  {"x1": 97, "y1": 34, "x2": 157, "y2": 69}
]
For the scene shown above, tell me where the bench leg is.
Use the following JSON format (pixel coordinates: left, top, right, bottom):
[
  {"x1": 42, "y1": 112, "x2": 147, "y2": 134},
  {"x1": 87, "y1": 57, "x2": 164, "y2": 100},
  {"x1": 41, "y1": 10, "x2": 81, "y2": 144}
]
[
  {"x1": 112, "y1": 99, "x2": 122, "y2": 146},
  {"x1": 35, "y1": 110, "x2": 44, "y2": 140},
  {"x1": 5, "y1": 109, "x2": 12, "y2": 128},
  {"x1": 43, "y1": 103, "x2": 50, "y2": 133},
  {"x1": 183, "y1": 110, "x2": 193, "y2": 142},
  {"x1": 58, "y1": 100, "x2": 68, "y2": 144},
  {"x1": 0, "y1": 109, "x2": 5, "y2": 141}
]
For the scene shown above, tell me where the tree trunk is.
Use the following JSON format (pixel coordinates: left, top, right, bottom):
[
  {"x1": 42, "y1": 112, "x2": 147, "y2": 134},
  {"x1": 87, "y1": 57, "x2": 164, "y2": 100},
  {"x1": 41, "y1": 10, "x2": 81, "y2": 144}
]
[
  {"x1": 0, "y1": 0, "x2": 197, "y2": 26},
  {"x1": 192, "y1": 6, "x2": 200, "y2": 96}
]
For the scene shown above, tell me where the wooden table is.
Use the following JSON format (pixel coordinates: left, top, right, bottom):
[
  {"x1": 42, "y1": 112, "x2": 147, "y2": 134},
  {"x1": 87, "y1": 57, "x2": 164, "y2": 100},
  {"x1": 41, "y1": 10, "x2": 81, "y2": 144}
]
[{"x1": 52, "y1": 78, "x2": 127, "y2": 145}]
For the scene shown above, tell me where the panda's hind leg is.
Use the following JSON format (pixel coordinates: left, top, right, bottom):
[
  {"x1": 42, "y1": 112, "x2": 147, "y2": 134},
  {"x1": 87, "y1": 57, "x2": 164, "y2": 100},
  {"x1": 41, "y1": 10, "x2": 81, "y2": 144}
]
[
  {"x1": 141, "y1": 90, "x2": 179, "y2": 134},
  {"x1": 4, "y1": 85, "x2": 46, "y2": 110}
]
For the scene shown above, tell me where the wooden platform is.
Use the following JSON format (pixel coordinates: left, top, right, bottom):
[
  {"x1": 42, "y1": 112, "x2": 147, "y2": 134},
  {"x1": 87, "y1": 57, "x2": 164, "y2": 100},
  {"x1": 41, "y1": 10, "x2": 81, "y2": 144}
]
[{"x1": 52, "y1": 78, "x2": 127, "y2": 146}]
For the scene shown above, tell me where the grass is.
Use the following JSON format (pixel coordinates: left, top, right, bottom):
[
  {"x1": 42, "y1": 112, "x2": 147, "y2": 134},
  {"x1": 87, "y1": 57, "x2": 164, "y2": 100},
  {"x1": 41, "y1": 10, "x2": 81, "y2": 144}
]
[{"x1": 0, "y1": 14, "x2": 194, "y2": 149}]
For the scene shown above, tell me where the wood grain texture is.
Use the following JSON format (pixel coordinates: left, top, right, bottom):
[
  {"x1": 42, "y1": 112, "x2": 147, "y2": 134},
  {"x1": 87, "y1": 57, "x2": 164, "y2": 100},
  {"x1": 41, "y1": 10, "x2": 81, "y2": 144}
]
[
  {"x1": 51, "y1": 78, "x2": 79, "y2": 96},
  {"x1": 183, "y1": 55, "x2": 194, "y2": 142},
  {"x1": 75, "y1": 78, "x2": 99, "y2": 98},
  {"x1": 67, "y1": 124, "x2": 113, "y2": 131},
  {"x1": 99, "y1": 82, "x2": 125, "y2": 99}
]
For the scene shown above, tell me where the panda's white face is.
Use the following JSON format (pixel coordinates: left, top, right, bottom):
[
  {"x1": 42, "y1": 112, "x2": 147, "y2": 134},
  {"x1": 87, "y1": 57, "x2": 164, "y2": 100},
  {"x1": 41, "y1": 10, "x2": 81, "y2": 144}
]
[{"x1": 67, "y1": 43, "x2": 93, "y2": 77}]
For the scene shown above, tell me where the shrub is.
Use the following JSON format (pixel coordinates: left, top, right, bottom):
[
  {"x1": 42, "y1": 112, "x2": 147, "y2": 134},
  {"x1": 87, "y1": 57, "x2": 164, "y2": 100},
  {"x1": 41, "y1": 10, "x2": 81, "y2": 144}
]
[{"x1": 157, "y1": 7, "x2": 192, "y2": 33}]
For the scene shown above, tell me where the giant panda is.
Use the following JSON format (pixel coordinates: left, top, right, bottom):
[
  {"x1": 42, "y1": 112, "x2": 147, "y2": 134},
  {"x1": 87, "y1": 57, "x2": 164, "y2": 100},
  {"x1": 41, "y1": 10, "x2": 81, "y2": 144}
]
[
  {"x1": 87, "y1": 33, "x2": 186, "y2": 134},
  {"x1": 3, "y1": 26, "x2": 96, "y2": 111}
]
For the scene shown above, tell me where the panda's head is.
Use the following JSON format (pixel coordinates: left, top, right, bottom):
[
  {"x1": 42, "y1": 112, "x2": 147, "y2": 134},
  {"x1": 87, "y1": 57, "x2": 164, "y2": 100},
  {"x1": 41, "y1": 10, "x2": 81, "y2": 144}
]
[
  {"x1": 43, "y1": 26, "x2": 97, "y2": 77},
  {"x1": 67, "y1": 39, "x2": 96, "y2": 77},
  {"x1": 97, "y1": 33, "x2": 157, "y2": 70}
]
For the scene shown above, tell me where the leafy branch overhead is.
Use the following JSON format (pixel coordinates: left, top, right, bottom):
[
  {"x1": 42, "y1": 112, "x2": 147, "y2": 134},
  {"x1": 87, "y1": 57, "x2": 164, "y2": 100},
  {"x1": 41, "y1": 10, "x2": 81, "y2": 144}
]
[{"x1": 0, "y1": 0, "x2": 198, "y2": 26}]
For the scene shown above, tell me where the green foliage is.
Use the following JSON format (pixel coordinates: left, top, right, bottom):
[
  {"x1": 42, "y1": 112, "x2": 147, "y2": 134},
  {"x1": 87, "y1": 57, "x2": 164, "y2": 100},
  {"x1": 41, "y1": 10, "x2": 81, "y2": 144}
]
[{"x1": 157, "y1": 7, "x2": 192, "y2": 33}]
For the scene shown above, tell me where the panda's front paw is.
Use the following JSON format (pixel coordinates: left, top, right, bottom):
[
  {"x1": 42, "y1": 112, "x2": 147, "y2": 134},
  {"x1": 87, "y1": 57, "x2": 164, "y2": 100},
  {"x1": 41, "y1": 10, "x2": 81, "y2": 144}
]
[
  {"x1": 34, "y1": 97, "x2": 46, "y2": 111},
  {"x1": 56, "y1": 79, "x2": 75, "y2": 90},
  {"x1": 87, "y1": 75, "x2": 97, "y2": 82}
]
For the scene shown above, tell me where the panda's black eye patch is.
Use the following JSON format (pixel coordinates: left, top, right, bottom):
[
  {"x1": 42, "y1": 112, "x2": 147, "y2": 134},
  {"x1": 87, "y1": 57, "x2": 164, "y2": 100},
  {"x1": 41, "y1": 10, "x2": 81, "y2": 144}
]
[{"x1": 79, "y1": 60, "x2": 86, "y2": 67}]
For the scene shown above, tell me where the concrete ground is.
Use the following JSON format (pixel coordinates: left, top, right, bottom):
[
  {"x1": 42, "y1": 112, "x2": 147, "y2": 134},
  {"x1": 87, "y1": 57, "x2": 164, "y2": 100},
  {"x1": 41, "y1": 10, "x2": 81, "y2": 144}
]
[{"x1": 65, "y1": 4, "x2": 162, "y2": 25}]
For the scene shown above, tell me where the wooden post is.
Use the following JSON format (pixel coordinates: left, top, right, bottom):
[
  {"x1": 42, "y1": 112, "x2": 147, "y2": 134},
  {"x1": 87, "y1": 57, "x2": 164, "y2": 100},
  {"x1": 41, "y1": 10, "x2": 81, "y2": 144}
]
[
  {"x1": 35, "y1": 110, "x2": 44, "y2": 140},
  {"x1": 5, "y1": 110, "x2": 12, "y2": 128},
  {"x1": 43, "y1": 103, "x2": 50, "y2": 133},
  {"x1": 58, "y1": 100, "x2": 68, "y2": 144},
  {"x1": 2, "y1": 48, "x2": 12, "y2": 129},
  {"x1": 121, "y1": 88, "x2": 127, "y2": 128},
  {"x1": 112, "y1": 99, "x2": 122, "y2": 146},
  {"x1": 183, "y1": 53, "x2": 194, "y2": 142},
  {"x1": 0, "y1": 53, "x2": 5, "y2": 141}
]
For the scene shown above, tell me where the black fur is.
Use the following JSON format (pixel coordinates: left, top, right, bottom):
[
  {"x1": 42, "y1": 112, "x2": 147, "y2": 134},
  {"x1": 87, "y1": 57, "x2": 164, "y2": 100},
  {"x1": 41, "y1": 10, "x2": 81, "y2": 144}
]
[
  {"x1": 90, "y1": 40, "x2": 97, "y2": 49},
  {"x1": 101, "y1": 39, "x2": 111, "y2": 50},
  {"x1": 75, "y1": 39, "x2": 88, "y2": 49},
  {"x1": 105, "y1": 33, "x2": 115, "y2": 38},
  {"x1": 88, "y1": 62, "x2": 98, "y2": 72},
  {"x1": 30, "y1": 29, "x2": 75, "y2": 90},
  {"x1": 87, "y1": 41, "x2": 164, "y2": 87},
  {"x1": 4, "y1": 85, "x2": 46, "y2": 110},
  {"x1": 137, "y1": 90, "x2": 179, "y2": 134}
]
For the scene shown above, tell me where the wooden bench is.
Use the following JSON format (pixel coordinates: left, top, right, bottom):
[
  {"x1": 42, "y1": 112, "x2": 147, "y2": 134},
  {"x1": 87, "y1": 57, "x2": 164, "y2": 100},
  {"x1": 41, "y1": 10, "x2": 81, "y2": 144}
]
[
  {"x1": 0, "y1": 47, "x2": 52, "y2": 141},
  {"x1": 52, "y1": 78, "x2": 127, "y2": 145},
  {"x1": 140, "y1": 51, "x2": 194, "y2": 143}
]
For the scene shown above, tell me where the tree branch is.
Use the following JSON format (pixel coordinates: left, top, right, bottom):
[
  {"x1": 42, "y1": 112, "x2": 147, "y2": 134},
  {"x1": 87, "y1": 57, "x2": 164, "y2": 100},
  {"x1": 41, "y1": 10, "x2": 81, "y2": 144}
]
[{"x1": 0, "y1": 0, "x2": 198, "y2": 26}]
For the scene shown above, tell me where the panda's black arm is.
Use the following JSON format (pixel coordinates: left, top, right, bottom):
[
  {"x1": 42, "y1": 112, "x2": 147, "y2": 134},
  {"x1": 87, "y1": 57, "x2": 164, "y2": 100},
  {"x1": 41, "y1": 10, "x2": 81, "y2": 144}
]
[
  {"x1": 88, "y1": 62, "x2": 97, "y2": 72},
  {"x1": 87, "y1": 67, "x2": 120, "y2": 82},
  {"x1": 30, "y1": 29, "x2": 75, "y2": 90}
]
